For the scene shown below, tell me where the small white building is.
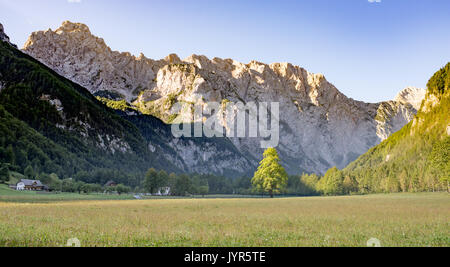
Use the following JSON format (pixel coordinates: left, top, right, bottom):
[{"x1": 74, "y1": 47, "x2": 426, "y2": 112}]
[
  {"x1": 16, "y1": 182, "x2": 25, "y2": 191},
  {"x1": 156, "y1": 187, "x2": 171, "y2": 196}
]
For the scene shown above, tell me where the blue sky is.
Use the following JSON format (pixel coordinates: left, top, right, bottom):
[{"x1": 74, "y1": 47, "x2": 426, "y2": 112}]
[{"x1": 1, "y1": 0, "x2": 449, "y2": 102}]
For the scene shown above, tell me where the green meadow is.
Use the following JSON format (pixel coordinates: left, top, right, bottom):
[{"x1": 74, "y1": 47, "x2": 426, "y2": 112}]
[
  {"x1": 0, "y1": 186, "x2": 448, "y2": 247},
  {"x1": 0, "y1": 184, "x2": 135, "y2": 203}
]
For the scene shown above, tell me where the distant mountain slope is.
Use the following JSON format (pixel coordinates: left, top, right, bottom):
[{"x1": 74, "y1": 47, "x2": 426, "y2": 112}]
[
  {"x1": 0, "y1": 104, "x2": 92, "y2": 175},
  {"x1": 0, "y1": 27, "x2": 255, "y2": 181},
  {"x1": 342, "y1": 63, "x2": 450, "y2": 193},
  {"x1": 23, "y1": 21, "x2": 426, "y2": 174},
  {"x1": 0, "y1": 39, "x2": 172, "y2": 180},
  {"x1": 123, "y1": 114, "x2": 256, "y2": 177}
]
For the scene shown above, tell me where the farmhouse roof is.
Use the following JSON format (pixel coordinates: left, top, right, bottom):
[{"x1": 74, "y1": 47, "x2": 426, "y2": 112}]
[
  {"x1": 20, "y1": 179, "x2": 44, "y2": 187},
  {"x1": 105, "y1": 180, "x2": 117, "y2": 187}
]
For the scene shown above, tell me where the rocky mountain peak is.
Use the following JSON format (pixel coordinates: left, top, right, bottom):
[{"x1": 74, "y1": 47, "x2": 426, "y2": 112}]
[
  {"x1": 0, "y1": 23, "x2": 17, "y2": 48},
  {"x1": 22, "y1": 21, "x2": 427, "y2": 174},
  {"x1": 0, "y1": 23, "x2": 8, "y2": 42},
  {"x1": 56, "y1": 21, "x2": 91, "y2": 35},
  {"x1": 24, "y1": 21, "x2": 107, "y2": 54},
  {"x1": 161, "y1": 54, "x2": 178, "y2": 63},
  {"x1": 394, "y1": 87, "x2": 427, "y2": 110}
]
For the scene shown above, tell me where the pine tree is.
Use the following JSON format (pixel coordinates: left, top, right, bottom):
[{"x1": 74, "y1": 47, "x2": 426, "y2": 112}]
[
  {"x1": 429, "y1": 137, "x2": 450, "y2": 192},
  {"x1": 0, "y1": 164, "x2": 9, "y2": 184},
  {"x1": 316, "y1": 167, "x2": 344, "y2": 196},
  {"x1": 24, "y1": 165, "x2": 35, "y2": 180},
  {"x1": 5, "y1": 145, "x2": 15, "y2": 165}
]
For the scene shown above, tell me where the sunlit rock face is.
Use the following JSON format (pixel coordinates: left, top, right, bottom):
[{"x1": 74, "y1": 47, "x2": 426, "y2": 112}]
[
  {"x1": 394, "y1": 87, "x2": 427, "y2": 110},
  {"x1": 375, "y1": 87, "x2": 426, "y2": 140},
  {"x1": 23, "y1": 21, "x2": 426, "y2": 174}
]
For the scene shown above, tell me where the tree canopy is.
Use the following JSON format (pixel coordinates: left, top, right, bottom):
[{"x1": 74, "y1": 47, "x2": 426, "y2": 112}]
[
  {"x1": 429, "y1": 137, "x2": 450, "y2": 192},
  {"x1": 143, "y1": 168, "x2": 168, "y2": 194},
  {"x1": 252, "y1": 148, "x2": 288, "y2": 198}
]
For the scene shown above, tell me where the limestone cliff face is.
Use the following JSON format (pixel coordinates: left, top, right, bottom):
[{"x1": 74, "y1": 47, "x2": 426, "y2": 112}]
[
  {"x1": 23, "y1": 21, "x2": 167, "y2": 102},
  {"x1": 394, "y1": 87, "x2": 427, "y2": 110},
  {"x1": 23, "y1": 21, "x2": 426, "y2": 174},
  {"x1": 375, "y1": 87, "x2": 426, "y2": 140}
]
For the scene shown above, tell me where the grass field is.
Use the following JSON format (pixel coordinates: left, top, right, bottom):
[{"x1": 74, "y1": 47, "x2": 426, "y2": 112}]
[
  {"x1": 0, "y1": 185, "x2": 264, "y2": 203},
  {"x1": 0, "y1": 188, "x2": 448, "y2": 247},
  {"x1": 0, "y1": 184, "x2": 135, "y2": 202}
]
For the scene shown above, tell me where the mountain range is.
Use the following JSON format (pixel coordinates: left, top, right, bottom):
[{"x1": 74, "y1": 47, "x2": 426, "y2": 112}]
[
  {"x1": 21, "y1": 21, "x2": 426, "y2": 175},
  {"x1": 0, "y1": 23, "x2": 254, "y2": 186},
  {"x1": 340, "y1": 63, "x2": 449, "y2": 193}
]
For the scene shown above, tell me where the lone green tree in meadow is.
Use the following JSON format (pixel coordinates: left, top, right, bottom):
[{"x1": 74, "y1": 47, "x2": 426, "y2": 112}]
[{"x1": 252, "y1": 147, "x2": 288, "y2": 198}]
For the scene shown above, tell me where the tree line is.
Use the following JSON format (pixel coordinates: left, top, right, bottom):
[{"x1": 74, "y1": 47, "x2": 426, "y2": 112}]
[{"x1": 2, "y1": 144, "x2": 448, "y2": 197}]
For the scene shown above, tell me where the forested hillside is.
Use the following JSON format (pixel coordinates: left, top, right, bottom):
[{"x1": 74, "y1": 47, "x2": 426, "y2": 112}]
[
  {"x1": 0, "y1": 40, "x2": 254, "y2": 189},
  {"x1": 316, "y1": 63, "x2": 450, "y2": 194},
  {"x1": 1, "y1": 37, "x2": 448, "y2": 195},
  {"x1": 0, "y1": 40, "x2": 178, "y2": 186}
]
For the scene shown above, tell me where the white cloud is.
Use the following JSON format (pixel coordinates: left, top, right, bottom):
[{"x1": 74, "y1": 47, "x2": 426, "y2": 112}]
[
  {"x1": 368, "y1": 0, "x2": 381, "y2": 2},
  {"x1": 67, "y1": 0, "x2": 82, "y2": 3}
]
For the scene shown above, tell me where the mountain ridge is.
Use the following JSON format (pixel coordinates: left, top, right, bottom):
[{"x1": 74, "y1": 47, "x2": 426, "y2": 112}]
[
  {"x1": 22, "y1": 21, "x2": 426, "y2": 174},
  {"x1": 0, "y1": 32, "x2": 255, "y2": 179},
  {"x1": 0, "y1": 23, "x2": 16, "y2": 48},
  {"x1": 340, "y1": 63, "x2": 450, "y2": 193}
]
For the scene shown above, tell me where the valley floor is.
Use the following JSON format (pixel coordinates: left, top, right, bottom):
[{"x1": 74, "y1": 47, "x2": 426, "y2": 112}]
[{"x1": 0, "y1": 191, "x2": 448, "y2": 247}]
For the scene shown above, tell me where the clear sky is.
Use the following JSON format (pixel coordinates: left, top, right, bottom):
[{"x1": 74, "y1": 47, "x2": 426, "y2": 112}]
[{"x1": 1, "y1": 0, "x2": 449, "y2": 103}]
